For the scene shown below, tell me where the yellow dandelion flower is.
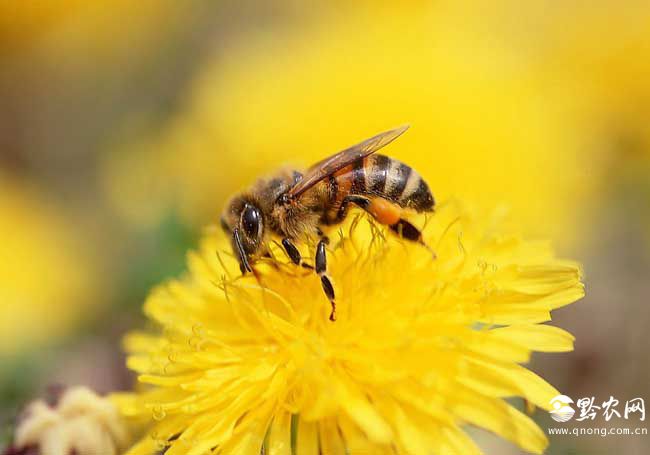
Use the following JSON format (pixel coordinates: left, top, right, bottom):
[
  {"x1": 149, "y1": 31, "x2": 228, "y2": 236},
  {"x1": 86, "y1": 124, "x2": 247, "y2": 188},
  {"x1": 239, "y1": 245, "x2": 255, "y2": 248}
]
[{"x1": 116, "y1": 200, "x2": 583, "y2": 455}]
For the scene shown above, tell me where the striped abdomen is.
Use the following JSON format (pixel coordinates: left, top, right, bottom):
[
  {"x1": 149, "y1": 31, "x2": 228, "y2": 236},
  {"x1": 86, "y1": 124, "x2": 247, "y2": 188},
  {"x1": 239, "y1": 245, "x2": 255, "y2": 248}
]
[{"x1": 326, "y1": 154, "x2": 434, "y2": 222}]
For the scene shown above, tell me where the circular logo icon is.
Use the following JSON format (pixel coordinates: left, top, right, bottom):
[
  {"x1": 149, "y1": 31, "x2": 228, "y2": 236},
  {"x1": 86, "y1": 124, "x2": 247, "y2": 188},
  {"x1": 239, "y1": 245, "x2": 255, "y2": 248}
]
[{"x1": 549, "y1": 395, "x2": 575, "y2": 422}]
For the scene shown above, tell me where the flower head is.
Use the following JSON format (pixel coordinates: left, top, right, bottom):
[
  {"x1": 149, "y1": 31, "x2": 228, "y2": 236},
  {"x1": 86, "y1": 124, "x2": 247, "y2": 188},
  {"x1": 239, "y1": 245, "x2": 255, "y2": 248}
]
[
  {"x1": 9, "y1": 386, "x2": 130, "y2": 455},
  {"x1": 117, "y1": 201, "x2": 583, "y2": 454}
]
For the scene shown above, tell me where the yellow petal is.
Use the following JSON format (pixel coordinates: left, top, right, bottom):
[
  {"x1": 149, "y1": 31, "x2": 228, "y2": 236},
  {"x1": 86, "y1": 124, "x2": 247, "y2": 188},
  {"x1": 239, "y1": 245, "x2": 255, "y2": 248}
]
[
  {"x1": 489, "y1": 324, "x2": 575, "y2": 352},
  {"x1": 452, "y1": 387, "x2": 548, "y2": 454},
  {"x1": 437, "y1": 425, "x2": 482, "y2": 455},
  {"x1": 337, "y1": 380, "x2": 393, "y2": 444},
  {"x1": 123, "y1": 437, "x2": 160, "y2": 455},
  {"x1": 391, "y1": 405, "x2": 432, "y2": 455},
  {"x1": 479, "y1": 305, "x2": 551, "y2": 325},
  {"x1": 123, "y1": 332, "x2": 167, "y2": 354},
  {"x1": 267, "y1": 411, "x2": 292, "y2": 455},
  {"x1": 319, "y1": 418, "x2": 346, "y2": 455},
  {"x1": 339, "y1": 415, "x2": 376, "y2": 454},
  {"x1": 464, "y1": 354, "x2": 560, "y2": 410},
  {"x1": 138, "y1": 373, "x2": 202, "y2": 387},
  {"x1": 466, "y1": 331, "x2": 531, "y2": 363},
  {"x1": 215, "y1": 419, "x2": 267, "y2": 455},
  {"x1": 296, "y1": 418, "x2": 319, "y2": 455}
]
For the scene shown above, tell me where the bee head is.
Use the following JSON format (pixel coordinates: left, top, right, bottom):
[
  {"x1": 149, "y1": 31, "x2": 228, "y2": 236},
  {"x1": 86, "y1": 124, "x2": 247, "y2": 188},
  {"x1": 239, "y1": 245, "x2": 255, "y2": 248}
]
[{"x1": 221, "y1": 198, "x2": 265, "y2": 274}]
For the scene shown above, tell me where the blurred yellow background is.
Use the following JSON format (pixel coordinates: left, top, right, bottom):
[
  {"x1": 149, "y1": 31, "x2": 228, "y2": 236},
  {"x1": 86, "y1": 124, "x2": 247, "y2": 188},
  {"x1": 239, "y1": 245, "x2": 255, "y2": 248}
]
[{"x1": 1, "y1": 1, "x2": 649, "y2": 454}]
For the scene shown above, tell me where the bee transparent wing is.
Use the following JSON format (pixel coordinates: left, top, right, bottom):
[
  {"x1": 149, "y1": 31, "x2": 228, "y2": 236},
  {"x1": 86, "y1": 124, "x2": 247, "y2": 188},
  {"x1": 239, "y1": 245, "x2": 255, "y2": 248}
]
[{"x1": 288, "y1": 125, "x2": 409, "y2": 199}]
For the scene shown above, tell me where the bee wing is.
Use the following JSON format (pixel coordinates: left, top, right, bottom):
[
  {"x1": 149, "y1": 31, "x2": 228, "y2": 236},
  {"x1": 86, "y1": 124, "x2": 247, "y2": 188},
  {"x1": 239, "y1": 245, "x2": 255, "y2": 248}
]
[{"x1": 288, "y1": 125, "x2": 410, "y2": 199}]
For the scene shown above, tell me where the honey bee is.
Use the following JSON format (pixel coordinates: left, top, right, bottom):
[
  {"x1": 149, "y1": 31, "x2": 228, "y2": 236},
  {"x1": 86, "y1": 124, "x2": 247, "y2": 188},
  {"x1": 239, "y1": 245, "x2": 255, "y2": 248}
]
[{"x1": 221, "y1": 125, "x2": 435, "y2": 321}]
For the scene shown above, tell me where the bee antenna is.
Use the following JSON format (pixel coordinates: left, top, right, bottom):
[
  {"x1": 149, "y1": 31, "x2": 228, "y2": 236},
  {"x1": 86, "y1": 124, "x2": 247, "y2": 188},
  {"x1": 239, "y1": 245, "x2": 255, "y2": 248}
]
[{"x1": 233, "y1": 228, "x2": 253, "y2": 273}]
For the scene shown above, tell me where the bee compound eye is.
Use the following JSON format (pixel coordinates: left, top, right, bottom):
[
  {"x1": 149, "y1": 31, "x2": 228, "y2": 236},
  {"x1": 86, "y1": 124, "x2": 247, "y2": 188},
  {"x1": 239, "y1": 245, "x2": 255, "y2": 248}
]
[{"x1": 241, "y1": 205, "x2": 262, "y2": 239}]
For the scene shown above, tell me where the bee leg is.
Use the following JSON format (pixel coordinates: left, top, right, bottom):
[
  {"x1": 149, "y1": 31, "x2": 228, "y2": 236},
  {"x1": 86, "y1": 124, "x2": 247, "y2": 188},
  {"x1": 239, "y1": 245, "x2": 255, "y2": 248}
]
[
  {"x1": 281, "y1": 238, "x2": 315, "y2": 272},
  {"x1": 390, "y1": 219, "x2": 436, "y2": 257},
  {"x1": 355, "y1": 195, "x2": 436, "y2": 258},
  {"x1": 316, "y1": 237, "x2": 336, "y2": 321},
  {"x1": 282, "y1": 238, "x2": 302, "y2": 265},
  {"x1": 389, "y1": 219, "x2": 422, "y2": 242},
  {"x1": 336, "y1": 195, "x2": 371, "y2": 221}
]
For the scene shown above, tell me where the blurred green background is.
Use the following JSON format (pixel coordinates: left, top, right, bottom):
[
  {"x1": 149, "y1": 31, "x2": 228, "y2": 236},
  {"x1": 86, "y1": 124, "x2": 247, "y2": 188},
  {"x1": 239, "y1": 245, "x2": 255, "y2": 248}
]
[{"x1": 1, "y1": 1, "x2": 649, "y2": 453}]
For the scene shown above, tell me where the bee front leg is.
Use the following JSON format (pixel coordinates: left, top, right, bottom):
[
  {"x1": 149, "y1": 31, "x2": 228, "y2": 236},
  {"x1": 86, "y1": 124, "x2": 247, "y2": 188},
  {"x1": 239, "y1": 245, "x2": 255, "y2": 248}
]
[
  {"x1": 282, "y1": 238, "x2": 301, "y2": 265},
  {"x1": 281, "y1": 238, "x2": 313, "y2": 270},
  {"x1": 316, "y1": 237, "x2": 336, "y2": 321}
]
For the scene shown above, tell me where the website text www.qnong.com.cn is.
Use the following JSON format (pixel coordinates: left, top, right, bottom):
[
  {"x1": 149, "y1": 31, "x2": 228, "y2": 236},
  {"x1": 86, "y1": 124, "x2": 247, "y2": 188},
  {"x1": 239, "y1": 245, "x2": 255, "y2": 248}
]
[{"x1": 548, "y1": 427, "x2": 648, "y2": 437}]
